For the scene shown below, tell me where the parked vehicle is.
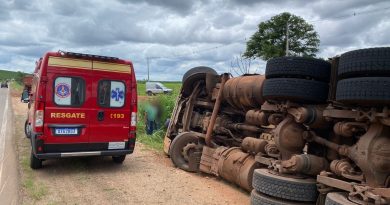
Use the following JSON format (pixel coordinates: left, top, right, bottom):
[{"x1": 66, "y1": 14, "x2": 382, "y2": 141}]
[
  {"x1": 1, "y1": 81, "x2": 8, "y2": 88},
  {"x1": 25, "y1": 51, "x2": 137, "y2": 169},
  {"x1": 146, "y1": 81, "x2": 172, "y2": 96},
  {"x1": 164, "y1": 48, "x2": 390, "y2": 205}
]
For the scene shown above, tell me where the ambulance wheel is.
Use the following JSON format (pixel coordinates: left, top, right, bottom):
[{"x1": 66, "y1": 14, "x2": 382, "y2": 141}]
[
  {"x1": 30, "y1": 151, "x2": 42, "y2": 169},
  {"x1": 169, "y1": 132, "x2": 201, "y2": 172},
  {"x1": 24, "y1": 120, "x2": 31, "y2": 139},
  {"x1": 112, "y1": 155, "x2": 126, "y2": 164}
]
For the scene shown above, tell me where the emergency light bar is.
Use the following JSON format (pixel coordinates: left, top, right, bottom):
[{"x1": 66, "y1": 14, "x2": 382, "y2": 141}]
[{"x1": 58, "y1": 50, "x2": 119, "y2": 61}]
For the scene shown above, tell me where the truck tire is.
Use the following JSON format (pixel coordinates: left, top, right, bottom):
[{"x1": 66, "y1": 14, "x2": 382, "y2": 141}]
[
  {"x1": 112, "y1": 155, "x2": 126, "y2": 164},
  {"x1": 266, "y1": 57, "x2": 331, "y2": 82},
  {"x1": 262, "y1": 78, "x2": 329, "y2": 103},
  {"x1": 336, "y1": 77, "x2": 390, "y2": 105},
  {"x1": 24, "y1": 120, "x2": 31, "y2": 139},
  {"x1": 182, "y1": 66, "x2": 217, "y2": 96},
  {"x1": 251, "y1": 190, "x2": 315, "y2": 205},
  {"x1": 252, "y1": 169, "x2": 318, "y2": 202},
  {"x1": 325, "y1": 192, "x2": 359, "y2": 205},
  {"x1": 338, "y1": 47, "x2": 390, "y2": 78},
  {"x1": 169, "y1": 132, "x2": 200, "y2": 172},
  {"x1": 30, "y1": 151, "x2": 42, "y2": 169}
]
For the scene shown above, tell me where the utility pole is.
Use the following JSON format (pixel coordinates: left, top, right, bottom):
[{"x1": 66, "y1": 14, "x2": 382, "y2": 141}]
[
  {"x1": 146, "y1": 57, "x2": 150, "y2": 81},
  {"x1": 285, "y1": 21, "x2": 289, "y2": 56}
]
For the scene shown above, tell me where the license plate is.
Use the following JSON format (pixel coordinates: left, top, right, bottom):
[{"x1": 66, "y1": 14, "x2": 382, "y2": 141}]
[
  {"x1": 108, "y1": 142, "x2": 125, "y2": 150},
  {"x1": 55, "y1": 128, "x2": 78, "y2": 135}
]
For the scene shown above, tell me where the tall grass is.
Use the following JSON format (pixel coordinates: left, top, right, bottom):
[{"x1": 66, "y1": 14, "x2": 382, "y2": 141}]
[{"x1": 136, "y1": 88, "x2": 180, "y2": 151}]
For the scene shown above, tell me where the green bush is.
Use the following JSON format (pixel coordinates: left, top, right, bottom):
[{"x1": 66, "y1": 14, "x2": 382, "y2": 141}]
[{"x1": 136, "y1": 89, "x2": 180, "y2": 151}]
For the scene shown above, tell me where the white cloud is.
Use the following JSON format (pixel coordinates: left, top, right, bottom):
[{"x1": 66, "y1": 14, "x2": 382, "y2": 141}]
[{"x1": 0, "y1": 0, "x2": 389, "y2": 80}]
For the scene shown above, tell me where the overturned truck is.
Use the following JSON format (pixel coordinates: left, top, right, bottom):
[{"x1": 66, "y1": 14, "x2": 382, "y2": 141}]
[{"x1": 164, "y1": 47, "x2": 390, "y2": 205}]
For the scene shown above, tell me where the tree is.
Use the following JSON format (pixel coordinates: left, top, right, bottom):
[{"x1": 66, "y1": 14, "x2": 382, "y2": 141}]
[
  {"x1": 243, "y1": 12, "x2": 320, "y2": 61},
  {"x1": 229, "y1": 53, "x2": 258, "y2": 76}
]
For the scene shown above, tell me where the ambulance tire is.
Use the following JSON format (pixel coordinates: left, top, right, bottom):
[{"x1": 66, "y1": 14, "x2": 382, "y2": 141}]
[
  {"x1": 24, "y1": 120, "x2": 31, "y2": 139},
  {"x1": 251, "y1": 190, "x2": 315, "y2": 205},
  {"x1": 30, "y1": 151, "x2": 42, "y2": 169},
  {"x1": 112, "y1": 155, "x2": 126, "y2": 164}
]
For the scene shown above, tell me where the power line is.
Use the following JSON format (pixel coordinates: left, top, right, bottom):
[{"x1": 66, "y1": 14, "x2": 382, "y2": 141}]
[
  {"x1": 309, "y1": 6, "x2": 390, "y2": 23},
  {"x1": 146, "y1": 5, "x2": 390, "y2": 61}
]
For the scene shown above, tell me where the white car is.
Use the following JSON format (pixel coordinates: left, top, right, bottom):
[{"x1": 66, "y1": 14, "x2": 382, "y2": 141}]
[{"x1": 146, "y1": 82, "x2": 172, "y2": 96}]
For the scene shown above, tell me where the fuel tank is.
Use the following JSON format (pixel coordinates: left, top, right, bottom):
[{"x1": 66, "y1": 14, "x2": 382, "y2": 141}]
[{"x1": 223, "y1": 75, "x2": 266, "y2": 110}]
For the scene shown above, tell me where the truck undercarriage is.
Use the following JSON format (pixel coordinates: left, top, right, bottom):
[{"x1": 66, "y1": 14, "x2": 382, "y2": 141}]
[{"x1": 164, "y1": 47, "x2": 390, "y2": 205}]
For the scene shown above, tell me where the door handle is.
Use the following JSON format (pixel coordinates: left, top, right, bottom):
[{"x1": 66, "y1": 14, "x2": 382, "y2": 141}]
[{"x1": 98, "y1": 110, "x2": 104, "y2": 121}]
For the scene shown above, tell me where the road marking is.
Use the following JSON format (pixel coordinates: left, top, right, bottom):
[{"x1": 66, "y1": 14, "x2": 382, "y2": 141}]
[{"x1": 0, "y1": 88, "x2": 10, "y2": 185}]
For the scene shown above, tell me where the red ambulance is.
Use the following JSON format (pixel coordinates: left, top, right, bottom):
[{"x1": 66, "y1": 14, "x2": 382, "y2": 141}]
[{"x1": 25, "y1": 51, "x2": 137, "y2": 169}]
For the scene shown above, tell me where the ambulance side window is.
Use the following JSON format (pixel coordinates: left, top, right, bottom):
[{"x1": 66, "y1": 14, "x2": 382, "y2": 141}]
[
  {"x1": 54, "y1": 77, "x2": 85, "y2": 106},
  {"x1": 98, "y1": 80, "x2": 125, "y2": 108}
]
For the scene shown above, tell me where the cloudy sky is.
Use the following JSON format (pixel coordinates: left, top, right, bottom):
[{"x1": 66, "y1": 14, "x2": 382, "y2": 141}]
[{"x1": 1, "y1": 0, "x2": 389, "y2": 81}]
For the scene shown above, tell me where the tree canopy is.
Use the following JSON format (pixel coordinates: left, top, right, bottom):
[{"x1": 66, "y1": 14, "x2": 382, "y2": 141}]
[{"x1": 243, "y1": 12, "x2": 320, "y2": 60}]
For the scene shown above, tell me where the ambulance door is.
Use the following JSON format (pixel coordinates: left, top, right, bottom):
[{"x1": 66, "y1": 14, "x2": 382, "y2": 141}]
[
  {"x1": 44, "y1": 73, "x2": 91, "y2": 151},
  {"x1": 90, "y1": 76, "x2": 131, "y2": 150}
]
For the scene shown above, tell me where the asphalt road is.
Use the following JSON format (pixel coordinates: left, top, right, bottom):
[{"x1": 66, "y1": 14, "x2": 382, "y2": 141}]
[{"x1": 0, "y1": 87, "x2": 18, "y2": 204}]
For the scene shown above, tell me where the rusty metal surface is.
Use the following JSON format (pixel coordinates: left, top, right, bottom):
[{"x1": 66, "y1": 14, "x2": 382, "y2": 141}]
[
  {"x1": 273, "y1": 117, "x2": 306, "y2": 160},
  {"x1": 245, "y1": 110, "x2": 269, "y2": 126},
  {"x1": 205, "y1": 74, "x2": 229, "y2": 147},
  {"x1": 241, "y1": 137, "x2": 268, "y2": 154},
  {"x1": 280, "y1": 154, "x2": 329, "y2": 176},
  {"x1": 200, "y1": 146, "x2": 261, "y2": 191},
  {"x1": 223, "y1": 75, "x2": 265, "y2": 110}
]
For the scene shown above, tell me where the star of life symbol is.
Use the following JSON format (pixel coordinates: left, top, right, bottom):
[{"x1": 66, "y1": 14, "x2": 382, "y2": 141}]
[
  {"x1": 55, "y1": 83, "x2": 71, "y2": 98},
  {"x1": 111, "y1": 87, "x2": 124, "y2": 101}
]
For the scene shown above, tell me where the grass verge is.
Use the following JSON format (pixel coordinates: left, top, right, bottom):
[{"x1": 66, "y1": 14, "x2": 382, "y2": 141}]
[
  {"x1": 136, "y1": 86, "x2": 179, "y2": 151},
  {"x1": 11, "y1": 82, "x2": 48, "y2": 203}
]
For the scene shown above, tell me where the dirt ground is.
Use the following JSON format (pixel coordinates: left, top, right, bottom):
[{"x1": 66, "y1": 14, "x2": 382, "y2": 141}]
[{"x1": 11, "y1": 92, "x2": 249, "y2": 205}]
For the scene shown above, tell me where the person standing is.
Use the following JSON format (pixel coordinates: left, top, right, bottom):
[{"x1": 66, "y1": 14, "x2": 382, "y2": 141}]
[{"x1": 144, "y1": 101, "x2": 158, "y2": 135}]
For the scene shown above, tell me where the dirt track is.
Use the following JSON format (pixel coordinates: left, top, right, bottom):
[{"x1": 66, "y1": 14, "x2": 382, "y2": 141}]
[{"x1": 11, "y1": 93, "x2": 249, "y2": 205}]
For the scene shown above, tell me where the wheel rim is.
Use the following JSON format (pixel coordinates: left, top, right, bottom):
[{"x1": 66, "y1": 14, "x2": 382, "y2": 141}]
[{"x1": 170, "y1": 132, "x2": 201, "y2": 172}]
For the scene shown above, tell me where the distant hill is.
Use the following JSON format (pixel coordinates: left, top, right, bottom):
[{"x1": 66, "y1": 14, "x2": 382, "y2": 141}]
[{"x1": 0, "y1": 69, "x2": 29, "y2": 82}]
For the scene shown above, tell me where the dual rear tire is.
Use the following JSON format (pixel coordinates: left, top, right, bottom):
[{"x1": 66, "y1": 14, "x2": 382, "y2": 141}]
[
  {"x1": 263, "y1": 57, "x2": 331, "y2": 104},
  {"x1": 335, "y1": 47, "x2": 390, "y2": 106},
  {"x1": 251, "y1": 169, "x2": 317, "y2": 205}
]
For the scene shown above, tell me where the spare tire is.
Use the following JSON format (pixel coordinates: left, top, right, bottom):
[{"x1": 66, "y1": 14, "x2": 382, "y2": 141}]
[
  {"x1": 266, "y1": 57, "x2": 331, "y2": 82},
  {"x1": 182, "y1": 66, "x2": 217, "y2": 96},
  {"x1": 338, "y1": 47, "x2": 390, "y2": 78},
  {"x1": 263, "y1": 78, "x2": 329, "y2": 103},
  {"x1": 252, "y1": 169, "x2": 318, "y2": 202},
  {"x1": 336, "y1": 77, "x2": 390, "y2": 105}
]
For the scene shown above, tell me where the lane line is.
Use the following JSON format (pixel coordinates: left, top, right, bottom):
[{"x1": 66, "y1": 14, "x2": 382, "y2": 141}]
[{"x1": 0, "y1": 88, "x2": 10, "y2": 185}]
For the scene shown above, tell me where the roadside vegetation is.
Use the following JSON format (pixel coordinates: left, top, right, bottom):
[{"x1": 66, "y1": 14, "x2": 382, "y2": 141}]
[
  {"x1": 136, "y1": 81, "x2": 181, "y2": 151},
  {"x1": 10, "y1": 82, "x2": 49, "y2": 203}
]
